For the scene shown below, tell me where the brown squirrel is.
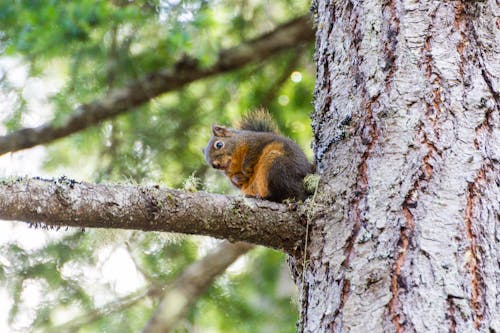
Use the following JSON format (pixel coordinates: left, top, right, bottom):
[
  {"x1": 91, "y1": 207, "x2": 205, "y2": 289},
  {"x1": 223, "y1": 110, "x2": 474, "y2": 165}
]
[{"x1": 203, "y1": 109, "x2": 312, "y2": 202}]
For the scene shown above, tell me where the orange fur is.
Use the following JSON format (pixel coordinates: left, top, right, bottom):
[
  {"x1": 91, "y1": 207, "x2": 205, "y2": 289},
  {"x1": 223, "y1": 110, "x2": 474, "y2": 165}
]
[
  {"x1": 224, "y1": 143, "x2": 248, "y2": 187},
  {"x1": 204, "y1": 110, "x2": 310, "y2": 202},
  {"x1": 240, "y1": 142, "x2": 284, "y2": 198}
]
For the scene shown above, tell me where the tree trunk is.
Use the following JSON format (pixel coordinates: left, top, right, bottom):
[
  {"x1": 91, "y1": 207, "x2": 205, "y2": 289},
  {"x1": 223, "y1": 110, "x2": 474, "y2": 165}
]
[{"x1": 300, "y1": 0, "x2": 499, "y2": 332}]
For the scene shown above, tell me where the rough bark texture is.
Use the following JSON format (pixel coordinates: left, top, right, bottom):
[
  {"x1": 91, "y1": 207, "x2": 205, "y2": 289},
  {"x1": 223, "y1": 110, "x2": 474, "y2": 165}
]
[
  {"x1": 0, "y1": 177, "x2": 305, "y2": 253},
  {"x1": 0, "y1": 14, "x2": 314, "y2": 156},
  {"x1": 142, "y1": 241, "x2": 254, "y2": 333},
  {"x1": 301, "y1": 0, "x2": 499, "y2": 332}
]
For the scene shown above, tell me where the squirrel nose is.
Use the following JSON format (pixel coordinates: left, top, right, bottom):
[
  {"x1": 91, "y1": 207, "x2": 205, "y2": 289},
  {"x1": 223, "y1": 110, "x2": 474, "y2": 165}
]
[{"x1": 212, "y1": 161, "x2": 220, "y2": 169}]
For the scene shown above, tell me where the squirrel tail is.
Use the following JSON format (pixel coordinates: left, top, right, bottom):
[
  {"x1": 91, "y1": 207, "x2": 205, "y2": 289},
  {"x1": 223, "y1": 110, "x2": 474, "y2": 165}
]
[{"x1": 237, "y1": 107, "x2": 280, "y2": 133}]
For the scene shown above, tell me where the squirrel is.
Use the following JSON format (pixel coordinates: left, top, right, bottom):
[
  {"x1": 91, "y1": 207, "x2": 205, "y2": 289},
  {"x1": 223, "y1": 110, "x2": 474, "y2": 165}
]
[{"x1": 203, "y1": 109, "x2": 312, "y2": 202}]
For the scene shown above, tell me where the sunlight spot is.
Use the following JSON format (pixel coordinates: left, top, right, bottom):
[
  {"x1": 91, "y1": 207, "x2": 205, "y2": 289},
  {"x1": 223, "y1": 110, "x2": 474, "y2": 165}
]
[
  {"x1": 278, "y1": 95, "x2": 289, "y2": 106},
  {"x1": 291, "y1": 71, "x2": 302, "y2": 83},
  {"x1": 100, "y1": 246, "x2": 146, "y2": 296}
]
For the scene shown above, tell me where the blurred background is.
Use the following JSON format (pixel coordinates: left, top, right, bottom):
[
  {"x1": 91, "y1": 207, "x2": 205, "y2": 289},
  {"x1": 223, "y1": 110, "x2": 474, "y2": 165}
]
[{"x1": 0, "y1": 0, "x2": 315, "y2": 332}]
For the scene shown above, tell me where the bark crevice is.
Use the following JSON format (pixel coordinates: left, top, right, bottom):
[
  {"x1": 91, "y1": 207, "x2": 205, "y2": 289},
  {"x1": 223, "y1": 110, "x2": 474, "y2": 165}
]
[{"x1": 464, "y1": 167, "x2": 486, "y2": 329}]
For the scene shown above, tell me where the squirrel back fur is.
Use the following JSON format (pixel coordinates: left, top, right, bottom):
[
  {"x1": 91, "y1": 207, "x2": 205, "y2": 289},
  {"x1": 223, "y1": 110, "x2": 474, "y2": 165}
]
[
  {"x1": 204, "y1": 109, "x2": 311, "y2": 202},
  {"x1": 236, "y1": 108, "x2": 280, "y2": 133}
]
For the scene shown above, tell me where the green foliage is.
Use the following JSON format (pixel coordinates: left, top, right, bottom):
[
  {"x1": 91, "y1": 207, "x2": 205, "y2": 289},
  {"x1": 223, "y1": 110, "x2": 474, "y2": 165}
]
[
  {"x1": 195, "y1": 249, "x2": 297, "y2": 333},
  {"x1": 0, "y1": 0, "x2": 313, "y2": 331}
]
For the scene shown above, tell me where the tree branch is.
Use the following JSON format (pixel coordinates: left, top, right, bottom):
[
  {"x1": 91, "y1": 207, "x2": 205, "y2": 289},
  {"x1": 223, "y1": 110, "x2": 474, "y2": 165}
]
[
  {"x1": 0, "y1": 177, "x2": 305, "y2": 253},
  {"x1": 142, "y1": 241, "x2": 254, "y2": 333},
  {"x1": 49, "y1": 241, "x2": 253, "y2": 332},
  {"x1": 48, "y1": 285, "x2": 162, "y2": 333},
  {"x1": 0, "y1": 14, "x2": 314, "y2": 156}
]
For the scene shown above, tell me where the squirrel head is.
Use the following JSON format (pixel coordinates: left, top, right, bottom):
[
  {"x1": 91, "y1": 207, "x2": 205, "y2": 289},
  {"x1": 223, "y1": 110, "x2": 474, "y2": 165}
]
[{"x1": 203, "y1": 125, "x2": 239, "y2": 170}]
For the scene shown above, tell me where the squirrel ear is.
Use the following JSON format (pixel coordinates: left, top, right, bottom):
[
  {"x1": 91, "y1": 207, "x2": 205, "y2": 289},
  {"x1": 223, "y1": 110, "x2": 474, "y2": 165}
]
[{"x1": 212, "y1": 125, "x2": 232, "y2": 137}]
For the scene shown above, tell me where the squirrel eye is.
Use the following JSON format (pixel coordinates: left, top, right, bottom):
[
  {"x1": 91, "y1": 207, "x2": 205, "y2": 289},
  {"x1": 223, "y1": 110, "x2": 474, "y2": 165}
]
[{"x1": 214, "y1": 141, "x2": 224, "y2": 150}]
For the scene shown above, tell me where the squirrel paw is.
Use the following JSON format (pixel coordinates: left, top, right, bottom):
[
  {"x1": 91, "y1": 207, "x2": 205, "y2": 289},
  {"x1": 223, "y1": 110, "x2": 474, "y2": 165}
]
[{"x1": 231, "y1": 174, "x2": 249, "y2": 187}]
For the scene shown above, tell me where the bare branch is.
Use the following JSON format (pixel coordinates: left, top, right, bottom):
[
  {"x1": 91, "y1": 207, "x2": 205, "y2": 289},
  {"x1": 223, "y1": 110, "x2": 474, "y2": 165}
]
[
  {"x1": 0, "y1": 177, "x2": 305, "y2": 253},
  {"x1": 48, "y1": 241, "x2": 253, "y2": 332},
  {"x1": 0, "y1": 14, "x2": 314, "y2": 156},
  {"x1": 48, "y1": 285, "x2": 162, "y2": 333},
  {"x1": 142, "y1": 241, "x2": 254, "y2": 333}
]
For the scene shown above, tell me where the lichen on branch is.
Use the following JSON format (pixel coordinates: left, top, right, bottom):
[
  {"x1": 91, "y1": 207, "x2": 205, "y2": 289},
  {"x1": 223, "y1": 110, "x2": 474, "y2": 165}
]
[{"x1": 0, "y1": 177, "x2": 306, "y2": 253}]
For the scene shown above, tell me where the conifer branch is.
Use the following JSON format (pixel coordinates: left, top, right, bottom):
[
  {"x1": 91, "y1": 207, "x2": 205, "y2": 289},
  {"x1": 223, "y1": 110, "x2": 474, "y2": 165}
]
[
  {"x1": 0, "y1": 177, "x2": 306, "y2": 253},
  {"x1": 142, "y1": 241, "x2": 254, "y2": 333},
  {"x1": 0, "y1": 14, "x2": 313, "y2": 156}
]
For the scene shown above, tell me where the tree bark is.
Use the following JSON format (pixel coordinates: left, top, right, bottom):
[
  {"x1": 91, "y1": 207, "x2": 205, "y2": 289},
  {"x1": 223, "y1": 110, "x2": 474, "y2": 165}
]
[
  {"x1": 300, "y1": 0, "x2": 499, "y2": 332},
  {"x1": 1, "y1": 2, "x2": 499, "y2": 332},
  {"x1": 0, "y1": 177, "x2": 305, "y2": 253}
]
